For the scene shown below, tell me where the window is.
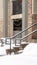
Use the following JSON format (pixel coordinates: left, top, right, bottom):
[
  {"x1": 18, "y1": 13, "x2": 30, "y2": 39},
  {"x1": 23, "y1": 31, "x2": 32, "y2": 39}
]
[
  {"x1": 12, "y1": 0, "x2": 22, "y2": 15},
  {"x1": 13, "y1": 19, "x2": 22, "y2": 31}
]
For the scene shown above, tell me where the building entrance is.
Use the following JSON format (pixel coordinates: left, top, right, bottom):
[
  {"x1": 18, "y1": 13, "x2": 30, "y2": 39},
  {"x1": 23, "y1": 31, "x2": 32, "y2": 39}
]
[{"x1": 13, "y1": 19, "x2": 22, "y2": 38}]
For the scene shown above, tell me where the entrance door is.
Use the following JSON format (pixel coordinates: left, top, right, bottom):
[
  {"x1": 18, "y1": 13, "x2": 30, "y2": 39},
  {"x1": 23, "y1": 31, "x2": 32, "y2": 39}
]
[{"x1": 13, "y1": 19, "x2": 22, "y2": 38}]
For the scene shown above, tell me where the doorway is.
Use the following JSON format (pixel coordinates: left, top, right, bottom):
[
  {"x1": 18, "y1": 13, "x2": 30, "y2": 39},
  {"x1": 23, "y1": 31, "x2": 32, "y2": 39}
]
[{"x1": 13, "y1": 19, "x2": 22, "y2": 38}]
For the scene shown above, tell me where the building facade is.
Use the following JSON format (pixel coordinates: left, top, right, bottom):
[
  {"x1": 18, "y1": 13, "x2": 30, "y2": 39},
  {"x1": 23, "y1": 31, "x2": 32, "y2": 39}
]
[{"x1": 0, "y1": 0, "x2": 37, "y2": 41}]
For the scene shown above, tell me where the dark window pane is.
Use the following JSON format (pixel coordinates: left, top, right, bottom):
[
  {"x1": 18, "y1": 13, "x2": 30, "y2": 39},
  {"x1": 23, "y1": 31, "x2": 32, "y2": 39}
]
[
  {"x1": 13, "y1": 19, "x2": 22, "y2": 31},
  {"x1": 12, "y1": 0, "x2": 22, "y2": 15}
]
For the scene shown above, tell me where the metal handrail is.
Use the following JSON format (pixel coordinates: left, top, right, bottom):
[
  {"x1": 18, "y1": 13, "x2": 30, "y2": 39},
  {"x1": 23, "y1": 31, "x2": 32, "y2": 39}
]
[
  {"x1": 16, "y1": 29, "x2": 37, "y2": 40},
  {"x1": 14, "y1": 29, "x2": 37, "y2": 46},
  {"x1": 6, "y1": 22, "x2": 37, "y2": 54},
  {"x1": 10, "y1": 29, "x2": 37, "y2": 54},
  {"x1": 11, "y1": 22, "x2": 37, "y2": 39},
  {"x1": 5, "y1": 22, "x2": 37, "y2": 39},
  {"x1": 5, "y1": 22, "x2": 37, "y2": 45},
  {"x1": 0, "y1": 22, "x2": 37, "y2": 45},
  {"x1": 7, "y1": 22, "x2": 37, "y2": 54}
]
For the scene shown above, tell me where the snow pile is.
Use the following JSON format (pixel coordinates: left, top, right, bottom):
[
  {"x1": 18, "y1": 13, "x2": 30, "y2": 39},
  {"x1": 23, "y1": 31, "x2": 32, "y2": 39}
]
[
  {"x1": 23, "y1": 43, "x2": 37, "y2": 56},
  {"x1": 0, "y1": 46, "x2": 6, "y2": 55},
  {"x1": 0, "y1": 43, "x2": 37, "y2": 65}
]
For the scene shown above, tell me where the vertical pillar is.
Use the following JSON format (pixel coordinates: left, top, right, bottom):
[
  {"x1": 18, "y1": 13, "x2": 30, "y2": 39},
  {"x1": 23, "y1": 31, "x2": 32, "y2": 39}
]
[
  {"x1": 22, "y1": 0, "x2": 28, "y2": 41},
  {"x1": 3, "y1": 0, "x2": 8, "y2": 37}
]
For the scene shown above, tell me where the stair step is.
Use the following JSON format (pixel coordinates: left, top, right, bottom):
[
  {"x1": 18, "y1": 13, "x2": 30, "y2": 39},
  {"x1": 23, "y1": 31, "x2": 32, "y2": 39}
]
[
  {"x1": 6, "y1": 46, "x2": 20, "y2": 55},
  {"x1": 21, "y1": 42, "x2": 29, "y2": 44},
  {"x1": 6, "y1": 49, "x2": 13, "y2": 55},
  {"x1": 20, "y1": 44, "x2": 28, "y2": 49},
  {"x1": 6, "y1": 42, "x2": 28, "y2": 55},
  {"x1": 13, "y1": 46, "x2": 20, "y2": 53}
]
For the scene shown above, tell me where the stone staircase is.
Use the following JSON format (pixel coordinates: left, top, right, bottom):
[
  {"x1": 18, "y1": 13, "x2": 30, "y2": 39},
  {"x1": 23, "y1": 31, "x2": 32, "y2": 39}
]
[{"x1": 6, "y1": 42, "x2": 28, "y2": 55}]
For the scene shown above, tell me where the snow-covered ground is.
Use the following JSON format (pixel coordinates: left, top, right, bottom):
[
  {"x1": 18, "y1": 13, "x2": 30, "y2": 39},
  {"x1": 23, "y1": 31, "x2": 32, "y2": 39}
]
[{"x1": 0, "y1": 43, "x2": 37, "y2": 65}]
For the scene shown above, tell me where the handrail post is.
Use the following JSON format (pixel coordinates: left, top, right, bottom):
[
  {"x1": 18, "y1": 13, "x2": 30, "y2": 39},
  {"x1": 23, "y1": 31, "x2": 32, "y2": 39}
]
[
  {"x1": 15, "y1": 39, "x2": 16, "y2": 46},
  {"x1": 10, "y1": 38, "x2": 11, "y2": 55},
  {"x1": 5, "y1": 38, "x2": 7, "y2": 44},
  {"x1": 20, "y1": 39, "x2": 21, "y2": 45}
]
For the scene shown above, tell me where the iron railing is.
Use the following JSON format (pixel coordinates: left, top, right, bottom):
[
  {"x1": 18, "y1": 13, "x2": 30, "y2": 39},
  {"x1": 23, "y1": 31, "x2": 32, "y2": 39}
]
[
  {"x1": 5, "y1": 22, "x2": 37, "y2": 39},
  {"x1": 9, "y1": 22, "x2": 37, "y2": 54}
]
